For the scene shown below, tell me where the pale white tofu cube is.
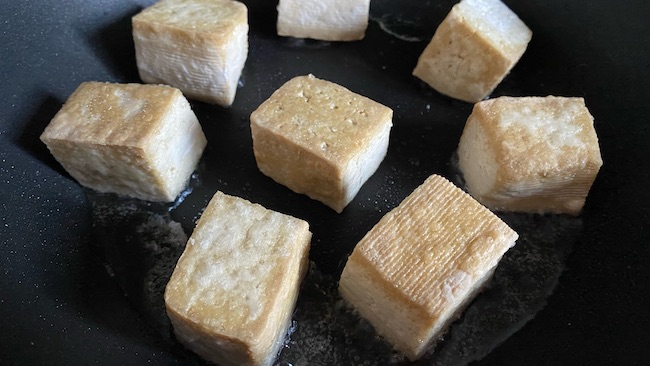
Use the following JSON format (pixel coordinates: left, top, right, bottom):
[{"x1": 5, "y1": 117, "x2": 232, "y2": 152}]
[{"x1": 339, "y1": 174, "x2": 518, "y2": 360}]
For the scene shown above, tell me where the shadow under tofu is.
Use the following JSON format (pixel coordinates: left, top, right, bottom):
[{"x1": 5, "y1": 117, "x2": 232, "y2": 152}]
[
  {"x1": 422, "y1": 213, "x2": 582, "y2": 366},
  {"x1": 76, "y1": 204, "x2": 196, "y2": 364},
  {"x1": 82, "y1": 6, "x2": 143, "y2": 83},
  {"x1": 17, "y1": 94, "x2": 68, "y2": 177}
]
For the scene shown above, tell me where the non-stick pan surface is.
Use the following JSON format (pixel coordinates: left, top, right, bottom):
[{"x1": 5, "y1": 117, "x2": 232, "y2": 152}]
[{"x1": 2, "y1": 0, "x2": 649, "y2": 365}]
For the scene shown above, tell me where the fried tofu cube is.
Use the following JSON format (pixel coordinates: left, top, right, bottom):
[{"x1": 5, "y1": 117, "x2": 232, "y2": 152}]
[
  {"x1": 276, "y1": 0, "x2": 370, "y2": 41},
  {"x1": 413, "y1": 0, "x2": 532, "y2": 103},
  {"x1": 165, "y1": 191, "x2": 311, "y2": 366},
  {"x1": 339, "y1": 174, "x2": 518, "y2": 360},
  {"x1": 132, "y1": 0, "x2": 248, "y2": 106},
  {"x1": 458, "y1": 96, "x2": 603, "y2": 215},
  {"x1": 250, "y1": 74, "x2": 393, "y2": 213},
  {"x1": 40, "y1": 82, "x2": 206, "y2": 202}
]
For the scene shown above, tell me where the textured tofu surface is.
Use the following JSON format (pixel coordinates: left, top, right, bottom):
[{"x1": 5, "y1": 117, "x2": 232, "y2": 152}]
[
  {"x1": 339, "y1": 174, "x2": 518, "y2": 360},
  {"x1": 412, "y1": 0, "x2": 532, "y2": 102},
  {"x1": 458, "y1": 96, "x2": 603, "y2": 215},
  {"x1": 133, "y1": 0, "x2": 248, "y2": 106},
  {"x1": 165, "y1": 191, "x2": 311, "y2": 366},
  {"x1": 40, "y1": 82, "x2": 206, "y2": 202},
  {"x1": 250, "y1": 74, "x2": 393, "y2": 212},
  {"x1": 277, "y1": 0, "x2": 370, "y2": 41}
]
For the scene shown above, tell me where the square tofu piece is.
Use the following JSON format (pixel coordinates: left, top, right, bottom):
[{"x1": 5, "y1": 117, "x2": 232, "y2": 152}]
[
  {"x1": 458, "y1": 96, "x2": 603, "y2": 215},
  {"x1": 40, "y1": 82, "x2": 207, "y2": 202},
  {"x1": 132, "y1": 0, "x2": 248, "y2": 106},
  {"x1": 412, "y1": 0, "x2": 532, "y2": 103},
  {"x1": 339, "y1": 174, "x2": 518, "y2": 360},
  {"x1": 277, "y1": 0, "x2": 370, "y2": 41},
  {"x1": 165, "y1": 191, "x2": 311, "y2": 366},
  {"x1": 250, "y1": 74, "x2": 393, "y2": 213}
]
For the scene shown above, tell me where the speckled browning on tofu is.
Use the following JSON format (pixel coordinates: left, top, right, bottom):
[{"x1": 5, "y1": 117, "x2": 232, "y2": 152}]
[
  {"x1": 458, "y1": 96, "x2": 603, "y2": 215},
  {"x1": 252, "y1": 75, "x2": 391, "y2": 165},
  {"x1": 250, "y1": 74, "x2": 393, "y2": 212},
  {"x1": 41, "y1": 82, "x2": 177, "y2": 146}
]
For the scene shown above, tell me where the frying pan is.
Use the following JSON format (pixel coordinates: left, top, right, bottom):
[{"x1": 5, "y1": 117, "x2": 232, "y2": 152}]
[{"x1": 2, "y1": 0, "x2": 649, "y2": 364}]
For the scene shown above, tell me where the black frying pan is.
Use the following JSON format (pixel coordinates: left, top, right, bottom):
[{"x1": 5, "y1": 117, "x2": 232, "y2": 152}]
[{"x1": 2, "y1": 0, "x2": 649, "y2": 365}]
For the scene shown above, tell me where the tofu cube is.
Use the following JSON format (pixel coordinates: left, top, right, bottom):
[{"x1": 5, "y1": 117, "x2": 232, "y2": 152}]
[
  {"x1": 458, "y1": 96, "x2": 603, "y2": 215},
  {"x1": 413, "y1": 0, "x2": 532, "y2": 103},
  {"x1": 40, "y1": 82, "x2": 207, "y2": 202},
  {"x1": 132, "y1": 0, "x2": 248, "y2": 106},
  {"x1": 339, "y1": 174, "x2": 518, "y2": 360},
  {"x1": 277, "y1": 0, "x2": 370, "y2": 41},
  {"x1": 165, "y1": 191, "x2": 311, "y2": 366},
  {"x1": 250, "y1": 74, "x2": 393, "y2": 213}
]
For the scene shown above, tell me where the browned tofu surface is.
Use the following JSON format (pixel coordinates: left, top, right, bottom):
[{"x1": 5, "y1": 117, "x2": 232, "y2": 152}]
[
  {"x1": 165, "y1": 191, "x2": 311, "y2": 366},
  {"x1": 251, "y1": 74, "x2": 392, "y2": 212},
  {"x1": 339, "y1": 174, "x2": 518, "y2": 360}
]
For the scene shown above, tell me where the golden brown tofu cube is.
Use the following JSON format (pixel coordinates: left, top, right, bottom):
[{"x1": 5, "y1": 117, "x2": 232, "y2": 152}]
[
  {"x1": 250, "y1": 74, "x2": 393, "y2": 213},
  {"x1": 339, "y1": 174, "x2": 518, "y2": 360},
  {"x1": 40, "y1": 82, "x2": 207, "y2": 202}
]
